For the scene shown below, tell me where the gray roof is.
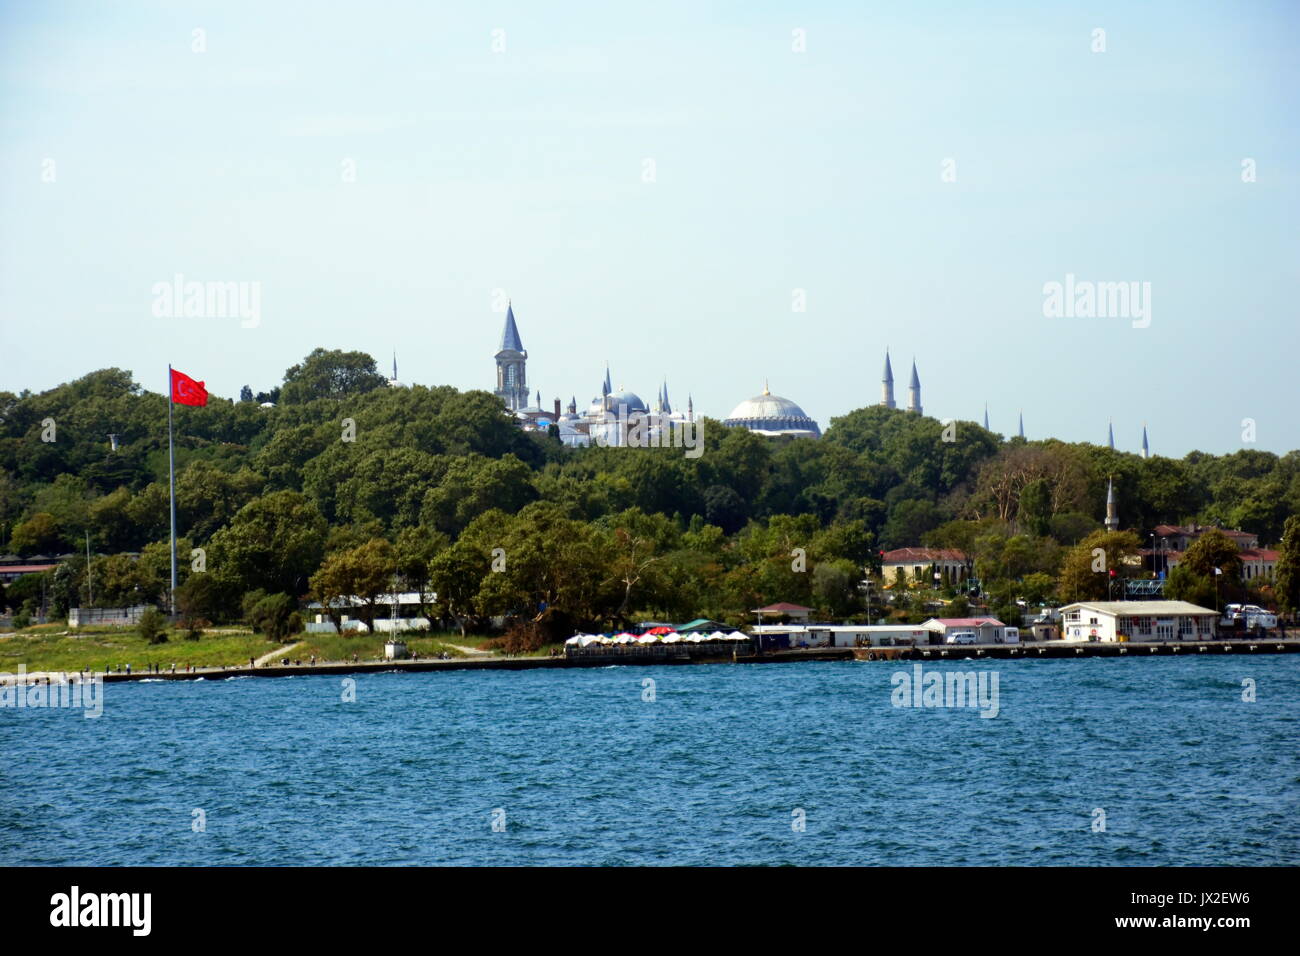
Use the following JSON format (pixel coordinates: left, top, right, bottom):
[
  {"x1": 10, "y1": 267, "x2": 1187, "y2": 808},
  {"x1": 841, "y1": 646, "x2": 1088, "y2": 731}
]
[
  {"x1": 882, "y1": 352, "x2": 893, "y2": 383},
  {"x1": 499, "y1": 304, "x2": 524, "y2": 353}
]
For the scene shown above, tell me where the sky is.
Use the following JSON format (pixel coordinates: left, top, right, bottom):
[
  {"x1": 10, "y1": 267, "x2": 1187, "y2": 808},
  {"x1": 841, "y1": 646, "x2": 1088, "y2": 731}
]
[{"x1": 1, "y1": 0, "x2": 1297, "y2": 456}]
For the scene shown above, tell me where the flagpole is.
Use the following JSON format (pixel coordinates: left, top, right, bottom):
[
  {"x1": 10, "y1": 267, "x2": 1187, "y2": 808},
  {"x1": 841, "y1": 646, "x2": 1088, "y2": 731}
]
[{"x1": 168, "y1": 364, "x2": 177, "y2": 617}]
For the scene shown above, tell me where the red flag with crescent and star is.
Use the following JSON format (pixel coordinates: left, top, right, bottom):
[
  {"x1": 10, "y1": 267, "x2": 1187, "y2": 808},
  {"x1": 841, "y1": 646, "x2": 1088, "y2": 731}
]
[{"x1": 170, "y1": 368, "x2": 208, "y2": 407}]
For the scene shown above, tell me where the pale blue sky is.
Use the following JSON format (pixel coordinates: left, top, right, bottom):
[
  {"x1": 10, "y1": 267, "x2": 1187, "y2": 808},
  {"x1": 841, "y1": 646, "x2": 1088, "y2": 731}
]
[{"x1": 1, "y1": 0, "x2": 1296, "y2": 454}]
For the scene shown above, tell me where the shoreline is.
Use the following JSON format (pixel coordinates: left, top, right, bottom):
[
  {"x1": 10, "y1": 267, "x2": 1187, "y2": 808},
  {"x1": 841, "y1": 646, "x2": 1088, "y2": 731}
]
[{"x1": 3, "y1": 636, "x2": 1298, "y2": 686}]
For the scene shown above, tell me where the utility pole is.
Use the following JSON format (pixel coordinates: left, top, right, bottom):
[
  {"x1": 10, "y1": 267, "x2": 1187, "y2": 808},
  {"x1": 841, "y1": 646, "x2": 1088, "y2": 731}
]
[{"x1": 85, "y1": 530, "x2": 93, "y2": 606}]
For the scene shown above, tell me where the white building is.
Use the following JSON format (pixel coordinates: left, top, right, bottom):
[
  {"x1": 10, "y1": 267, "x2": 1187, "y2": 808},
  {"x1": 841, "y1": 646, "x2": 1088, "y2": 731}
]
[
  {"x1": 752, "y1": 624, "x2": 933, "y2": 648},
  {"x1": 304, "y1": 592, "x2": 432, "y2": 634},
  {"x1": 1058, "y1": 600, "x2": 1218, "y2": 642},
  {"x1": 921, "y1": 617, "x2": 1007, "y2": 643}
]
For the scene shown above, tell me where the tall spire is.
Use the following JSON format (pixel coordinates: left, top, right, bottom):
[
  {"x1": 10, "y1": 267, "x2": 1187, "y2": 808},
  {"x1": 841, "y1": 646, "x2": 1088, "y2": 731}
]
[
  {"x1": 661, "y1": 378, "x2": 672, "y2": 415},
  {"x1": 1105, "y1": 476, "x2": 1119, "y2": 531},
  {"x1": 499, "y1": 301, "x2": 524, "y2": 354},
  {"x1": 1107, "y1": 419, "x2": 1115, "y2": 450},
  {"x1": 881, "y1": 350, "x2": 896, "y2": 409},
  {"x1": 493, "y1": 301, "x2": 527, "y2": 411},
  {"x1": 983, "y1": 403, "x2": 989, "y2": 431},
  {"x1": 1018, "y1": 411, "x2": 1025, "y2": 439},
  {"x1": 602, "y1": 362, "x2": 611, "y2": 397},
  {"x1": 907, "y1": 359, "x2": 922, "y2": 414},
  {"x1": 1141, "y1": 423, "x2": 1149, "y2": 459},
  {"x1": 688, "y1": 393, "x2": 694, "y2": 422},
  {"x1": 392, "y1": 350, "x2": 398, "y2": 381}
]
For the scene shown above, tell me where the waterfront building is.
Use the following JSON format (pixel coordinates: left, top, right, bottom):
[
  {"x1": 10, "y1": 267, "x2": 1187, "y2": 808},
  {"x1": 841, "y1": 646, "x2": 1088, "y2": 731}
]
[
  {"x1": 1058, "y1": 600, "x2": 1218, "y2": 642},
  {"x1": 921, "y1": 616, "x2": 1008, "y2": 643},
  {"x1": 751, "y1": 602, "x2": 814, "y2": 624}
]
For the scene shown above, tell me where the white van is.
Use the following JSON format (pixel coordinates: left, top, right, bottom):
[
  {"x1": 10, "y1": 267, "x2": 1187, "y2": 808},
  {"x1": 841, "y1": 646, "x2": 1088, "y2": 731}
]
[
  {"x1": 945, "y1": 630, "x2": 977, "y2": 645},
  {"x1": 1002, "y1": 627, "x2": 1020, "y2": 644}
]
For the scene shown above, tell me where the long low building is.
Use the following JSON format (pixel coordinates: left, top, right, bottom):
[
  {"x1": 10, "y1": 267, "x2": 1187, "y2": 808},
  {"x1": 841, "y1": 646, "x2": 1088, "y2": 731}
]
[
  {"x1": 751, "y1": 624, "x2": 934, "y2": 648},
  {"x1": 1058, "y1": 600, "x2": 1218, "y2": 642}
]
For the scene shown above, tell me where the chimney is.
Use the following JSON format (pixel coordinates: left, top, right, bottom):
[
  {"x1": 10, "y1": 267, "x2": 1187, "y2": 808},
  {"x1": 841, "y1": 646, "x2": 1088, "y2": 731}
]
[{"x1": 553, "y1": 398, "x2": 561, "y2": 419}]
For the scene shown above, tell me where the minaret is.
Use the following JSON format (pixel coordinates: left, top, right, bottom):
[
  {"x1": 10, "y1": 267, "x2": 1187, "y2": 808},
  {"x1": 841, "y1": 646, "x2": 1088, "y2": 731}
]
[
  {"x1": 535, "y1": 389, "x2": 541, "y2": 409},
  {"x1": 983, "y1": 403, "x2": 989, "y2": 431},
  {"x1": 907, "y1": 360, "x2": 922, "y2": 414},
  {"x1": 1107, "y1": 420, "x2": 1115, "y2": 450},
  {"x1": 568, "y1": 396, "x2": 577, "y2": 415},
  {"x1": 1018, "y1": 411, "x2": 1025, "y2": 439},
  {"x1": 688, "y1": 394, "x2": 694, "y2": 422},
  {"x1": 881, "y1": 351, "x2": 896, "y2": 409},
  {"x1": 661, "y1": 379, "x2": 672, "y2": 415},
  {"x1": 392, "y1": 351, "x2": 398, "y2": 382},
  {"x1": 1141, "y1": 424, "x2": 1149, "y2": 459},
  {"x1": 494, "y1": 302, "x2": 528, "y2": 411},
  {"x1": 1105, "y1": 476, "x2": 1119, "y2": 531}
]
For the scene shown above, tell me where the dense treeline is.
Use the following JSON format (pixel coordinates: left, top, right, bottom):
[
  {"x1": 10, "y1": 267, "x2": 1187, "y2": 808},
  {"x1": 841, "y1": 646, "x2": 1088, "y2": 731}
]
[{"x1": 2, "y1": 350, "x2": 1299, "y2": 636}]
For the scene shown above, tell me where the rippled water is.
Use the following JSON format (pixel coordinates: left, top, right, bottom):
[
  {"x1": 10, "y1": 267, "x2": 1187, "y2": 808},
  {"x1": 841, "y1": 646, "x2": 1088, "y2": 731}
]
[{"x1": 3, "y1": 656, "x2": 1297, "y2": 865}]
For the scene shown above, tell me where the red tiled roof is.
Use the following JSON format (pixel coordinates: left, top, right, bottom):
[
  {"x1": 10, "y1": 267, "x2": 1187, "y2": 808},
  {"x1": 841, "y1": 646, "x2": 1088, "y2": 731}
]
[
  {"x1": 1240, "y1": 549, "x2": 1279, "y2": 561},
  {"x1": 756, "y1": 602, "x2": 813, "y2": 612},
  {"x1": 928, "y1": 617, "x2": 1006, "y2": 627},
  {"x1": 0, "y1": 564, "x2": 57, "y2": 575},
  {"x1": 881, "y1": 548, "x2": 968, "y2": 562}
]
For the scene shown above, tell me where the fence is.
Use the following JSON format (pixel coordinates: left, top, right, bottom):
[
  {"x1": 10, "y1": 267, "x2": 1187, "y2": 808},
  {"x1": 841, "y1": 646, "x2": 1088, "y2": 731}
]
[{"x1": 68, "y1": 605, "x2": 153, "y2": 628}]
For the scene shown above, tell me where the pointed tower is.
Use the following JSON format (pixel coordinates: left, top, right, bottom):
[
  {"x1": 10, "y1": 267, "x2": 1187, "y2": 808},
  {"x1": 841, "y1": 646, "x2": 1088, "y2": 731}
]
[
  {"x1": 688, "y1": 394, "x2": 694, "y2": 422},
  {"x1": 907, "y1": 360, "x2": 922, "y2": 414},
  {"x1": 494, "y1": 302, "x2": 528, "y2": 411},
  {"x1": 392, "y1": 350, "x2": 398, "y2": 382},
  {"x1": 568, "y1": 396, "x2": 577, "y2": 415},
  {"x1": 661, "y1": 379, "x2": 672, "y2": 415},
  {"x1": 1107, "y1": 419, "x2": 1115, "y2": 450},
  {"x1": 1105, "y1": 476, "x2": 1119, "y2": 531},
  {"x1": 1141, "y1": 424, "x2": 1149, "y2": 459},
  {"x1": 1018, "y1": 411, "x2": 1025, "y2": 439},
  {"x1": 881, "y1": 351, "x2": 896, "y2": 409},
  {"x1": 983, "y1": 403, "x2": 989, "y2": 431}
]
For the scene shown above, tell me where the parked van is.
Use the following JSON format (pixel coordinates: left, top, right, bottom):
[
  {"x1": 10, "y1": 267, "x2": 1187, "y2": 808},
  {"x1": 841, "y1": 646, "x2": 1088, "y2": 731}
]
[
  {"x1": 945, "y1": 631, "x2": 977, "y2": 645},
  {"x1": 1002, "y1": 627, "x2": 1020, "y2": 644}
]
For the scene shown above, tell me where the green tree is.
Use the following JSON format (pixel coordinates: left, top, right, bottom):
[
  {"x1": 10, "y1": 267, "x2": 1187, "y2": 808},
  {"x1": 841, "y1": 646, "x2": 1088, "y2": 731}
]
[
  {"x1": 209, "y1": 491, "x2": 327, "y2": 596},
  {"x1": 279, "y1": 348, "x2": 388, "y2": 404},
  {"x1": 1274, "y1": 515, "x2": 1300, "y2": 616},
  {"x1": 10, "y1": 512, "x2": 63, "y2": 555},
  {"x1": 308, "y1": 538, "x2": 398, "y2": 633}
]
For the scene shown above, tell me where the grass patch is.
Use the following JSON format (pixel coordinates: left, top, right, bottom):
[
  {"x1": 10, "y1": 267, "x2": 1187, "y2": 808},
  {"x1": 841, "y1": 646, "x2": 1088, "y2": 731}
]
[{"x1": 0, "y1": 625, "x2": 273, "y2": 673}]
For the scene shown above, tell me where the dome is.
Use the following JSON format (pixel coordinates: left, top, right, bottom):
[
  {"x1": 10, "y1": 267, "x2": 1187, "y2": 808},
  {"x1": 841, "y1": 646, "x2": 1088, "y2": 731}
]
[
  {"x1": 724, "y1": 385, "x2": 821, "y2": 438},
  {"x1": 605, "y1": 389, "x2": 648, "y2": 413}
]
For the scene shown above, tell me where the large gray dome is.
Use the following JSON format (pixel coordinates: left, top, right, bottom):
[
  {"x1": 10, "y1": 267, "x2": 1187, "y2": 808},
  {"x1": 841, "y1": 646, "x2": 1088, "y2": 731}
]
[
  {"x1": 606, "y1": 389, "x2": 648, "y2": 413},
  {"x1": 724, "y1": 386, "x2": 820, "y2": 438}
]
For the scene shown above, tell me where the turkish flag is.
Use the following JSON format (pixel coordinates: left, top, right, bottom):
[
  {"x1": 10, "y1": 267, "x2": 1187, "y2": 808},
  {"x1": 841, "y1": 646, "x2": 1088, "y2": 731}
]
[{"x1": 170, "y1": 368, "x2": 208, "y2": 406}]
